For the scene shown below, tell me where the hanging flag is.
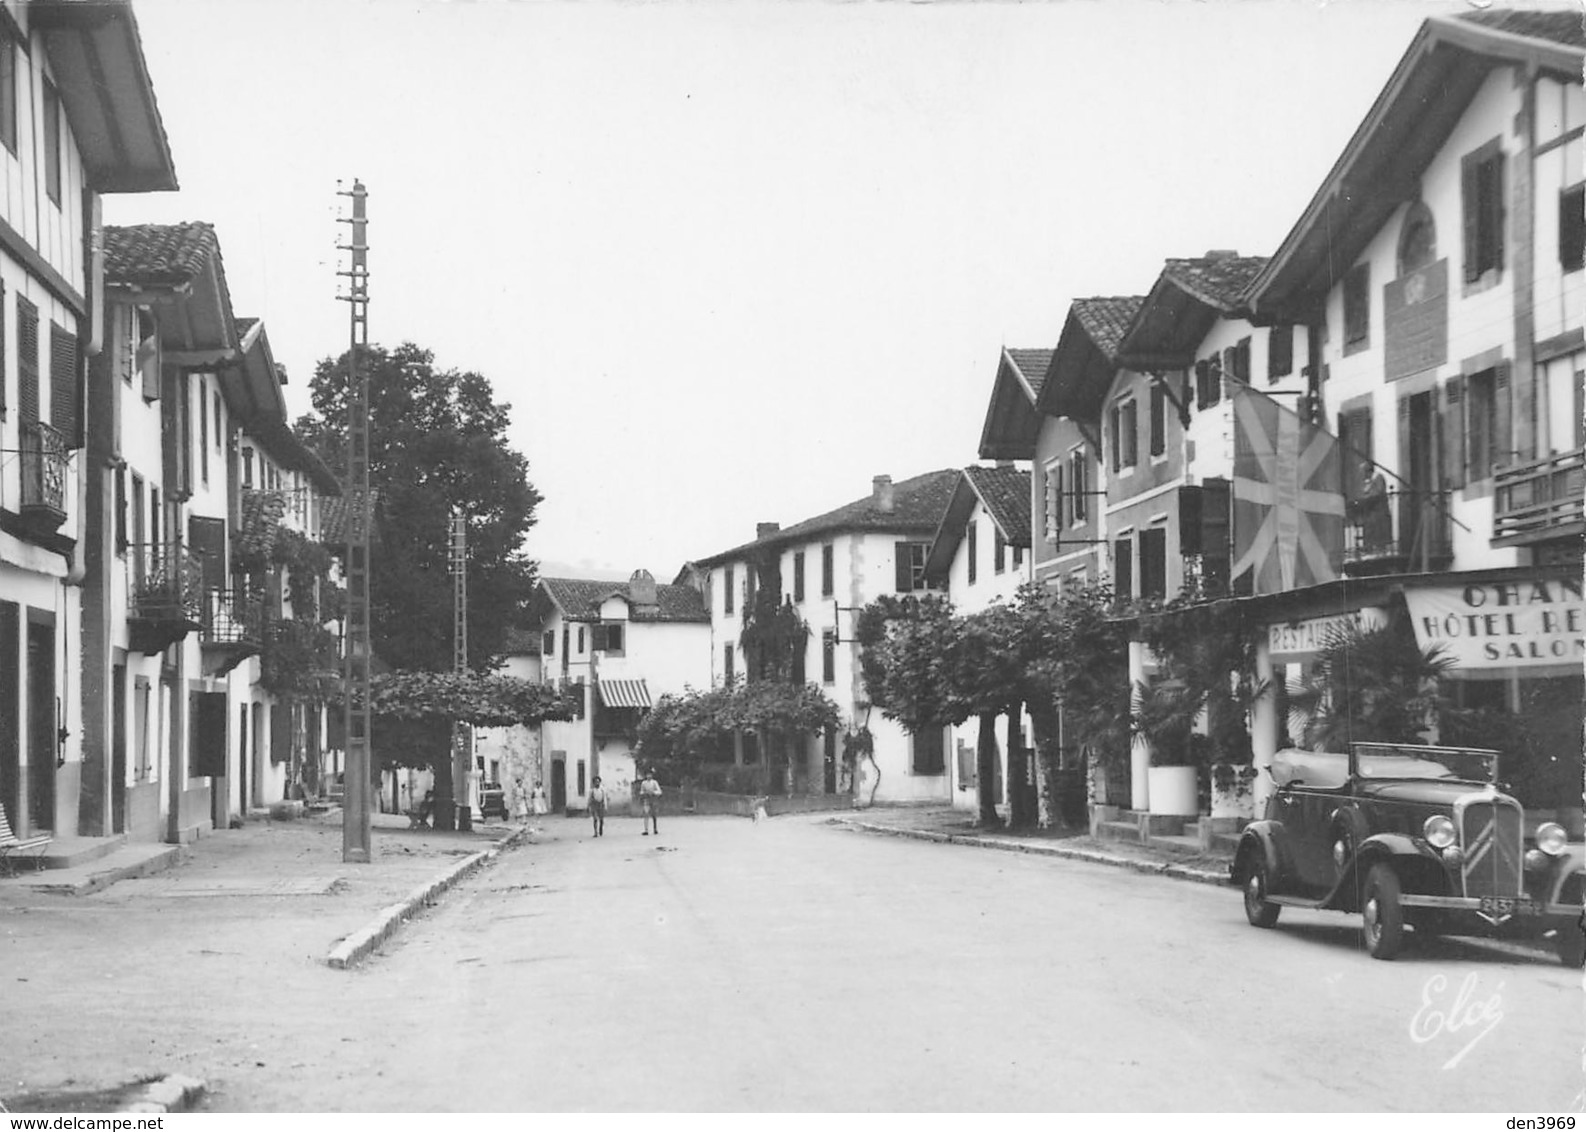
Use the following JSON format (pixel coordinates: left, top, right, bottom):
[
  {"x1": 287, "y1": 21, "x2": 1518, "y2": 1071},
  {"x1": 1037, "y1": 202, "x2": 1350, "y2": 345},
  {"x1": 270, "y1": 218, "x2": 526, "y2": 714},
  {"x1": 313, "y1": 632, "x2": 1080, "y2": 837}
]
[{"x1": 1230, "y1": 385, "x2": 1345, "y2": 594}]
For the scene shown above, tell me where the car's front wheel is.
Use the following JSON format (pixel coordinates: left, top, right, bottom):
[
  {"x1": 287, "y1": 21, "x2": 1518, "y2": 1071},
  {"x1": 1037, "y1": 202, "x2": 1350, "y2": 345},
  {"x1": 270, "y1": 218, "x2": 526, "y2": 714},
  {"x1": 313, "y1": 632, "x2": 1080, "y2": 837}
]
[
  {"x1": 1243, "y1": 857, "x2": 1281, "y2": 929},
  {"x1": 1362, "y1": 863, "x2": 1405, "y2": 960}
]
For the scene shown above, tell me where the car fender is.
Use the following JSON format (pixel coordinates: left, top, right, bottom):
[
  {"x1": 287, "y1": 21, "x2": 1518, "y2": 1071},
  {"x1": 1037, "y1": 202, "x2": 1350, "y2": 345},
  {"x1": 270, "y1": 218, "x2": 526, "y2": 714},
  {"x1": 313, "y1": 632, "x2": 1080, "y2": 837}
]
[
  {"x1": 1539, "y1": 843, "x2": 1585, "y2": 906},
  {"x1": 1332, "y1": 832, "x2": 1447, "y2": 908},
  {"x1": 1327, "y1": 803, "x2": 1370, "y2": 856},
  {"x1": 1232, "y1": 820, "x2": 1288, "y2": 889}
]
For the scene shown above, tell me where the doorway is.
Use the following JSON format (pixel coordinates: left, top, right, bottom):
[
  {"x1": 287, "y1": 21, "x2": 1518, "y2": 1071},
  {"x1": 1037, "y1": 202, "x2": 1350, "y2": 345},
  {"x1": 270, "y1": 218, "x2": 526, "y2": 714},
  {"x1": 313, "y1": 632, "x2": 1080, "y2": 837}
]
[
  {"x1": 112, "y1": 662, "x2": 128, "y2": 834},
  {"x1": 550, "y1": 756, "x2": 566, "y2": 813},
  {"x1": 26, "y1": 619, "x2": 55, "y2": 832}
]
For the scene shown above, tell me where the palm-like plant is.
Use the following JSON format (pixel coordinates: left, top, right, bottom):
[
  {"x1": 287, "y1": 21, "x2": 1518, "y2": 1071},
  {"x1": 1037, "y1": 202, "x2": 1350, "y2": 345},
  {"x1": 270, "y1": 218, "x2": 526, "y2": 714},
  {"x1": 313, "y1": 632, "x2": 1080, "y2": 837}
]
[{"x1": 1286, "y1": 620, "x2": 1457, "y2": 751}]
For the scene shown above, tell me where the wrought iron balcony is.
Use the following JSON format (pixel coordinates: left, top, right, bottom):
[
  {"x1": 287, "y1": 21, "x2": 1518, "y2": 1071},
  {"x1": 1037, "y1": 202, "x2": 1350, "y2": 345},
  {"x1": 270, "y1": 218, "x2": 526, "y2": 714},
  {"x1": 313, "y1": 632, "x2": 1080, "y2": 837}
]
[
  {"x1": 18, "y1": 421, "x2": 68, "y2": 533},
  {"x1": 1342, "y1": 488, "x2": 1453, "y2": 576},
  {"x1": 1493, "y1": 448, "x2": 1585, "y2": 548},
  {"x1": 127, "y1": 544, "x2": 204, "y2": 654},
  {"x1": 199, "y1": 588, "x2": 265, "y2": 676}
]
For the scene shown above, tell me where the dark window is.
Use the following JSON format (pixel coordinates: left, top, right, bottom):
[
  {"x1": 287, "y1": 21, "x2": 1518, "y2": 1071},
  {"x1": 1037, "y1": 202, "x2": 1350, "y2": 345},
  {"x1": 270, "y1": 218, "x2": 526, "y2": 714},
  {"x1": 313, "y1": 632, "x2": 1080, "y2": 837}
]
[
  {"x1": 723, "y1": 643, "x2": 735, "y2": 685},
  {"x1": 1139, "y1": 527, "x2": 1167, "y2": 600},
  {"x1": 0, "y1": 41, "x2": 15, "y2": 156},
  {"x1": 49, "y1": 324, "x2": 79, "y2": 447},
  {"x1": 993, "y1": 530, "x2": 1006, "y2": 574},
  {"x1": 820, "y1": 544, "x2": 833, "y2": 596},
  {"x1": 1462, "y1": 141, "x2": 1505, "y2": 284},
  {"x1": 821, "y1": 629, "x2": 835, "y2": 684},
  {"x1": 542, "y1": 629, "x2": 555, "y2": 656},
  {"x1": 1149, "y1": 383, "x2": 1166, "y2": 457},
  {"x1": 1230, "y1": 337, "x2": 1251, "y2": 385},
  {"x1": 1465, "y1": 365, "x2": 1510, "y2": 481},
  {"x1": 114, "y1": 467, "x2": 127, "y2": 554},
  {"x1": 724, "y1": 566, "x2": 734, "y2": 615},
  {"x1": 745, "y1": 569, "x2": 755, "y2": 607},
  {"x1": 1108, "y1": 405, "x2": 1121, "y2": 471},
  {"x1": 1268, "y1": 324, "x2": 1294, "y2": 381},
  {"x1": 592, "y1": 623, "x2": 624, "y2": 652},
  {"x1": 793, "y1": 551, "x2": 805, "y2": 602},
  {"x1": 1119, "y1": 400, "x2": 1138, "y2": 468},
  {"x1": 1195, "y1": 355, "x2": 1223, "y2": 408},
  {"x1": 576, "y1": 626, "x2": 584, "y2": 654},
  {"x1": 1012, "y1": 544, "x2": 1024, "y2": 569},
  {"x1": 966, "y1": 519, "x2": 977, "y2": 585},
  {"x1": 894, "y1": 541, "x2": 929, "y2": 592},
  {"x1": 199, "y1": 378, "x2": 209, "y2": 482},
  {"x1": 1113, "y1": 537, "x2": 1133, "y2": 598},
  {"x1": 911, "y1": 725, "x2": 945, "y2": 775},
  {"x1": 41, "y1": 79, "x2": 60, "y2": 205},
  {"x1": 577, "y1": 760, "x2": 586, "y2": 797},
  {"x1": 561, "y1": 626, "x2": 570, "y2": 675},
  {"x1": 1561, "y1": 184, "x2": 1584, "y2": 274},
  {"x1": 1069, "y1": 451, "x2": 1088, "y2": 524},
  {"x1": 1343, "y1": 263, "x2": 1370, "y2": 351},
  {"x1": 1338, "y1": 407, "x2": 1375, "y2": 498}
]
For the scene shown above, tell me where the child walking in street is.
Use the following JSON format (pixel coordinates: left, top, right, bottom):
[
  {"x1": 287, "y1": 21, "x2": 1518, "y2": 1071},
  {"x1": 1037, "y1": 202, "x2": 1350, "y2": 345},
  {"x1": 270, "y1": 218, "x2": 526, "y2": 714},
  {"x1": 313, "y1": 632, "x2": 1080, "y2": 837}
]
[
  {"x1": 589, "y1": 776, "x2": 607, "y2": 837},
  {"x1": 639, "y1": 769, "x2": 662, "y2": 835}
]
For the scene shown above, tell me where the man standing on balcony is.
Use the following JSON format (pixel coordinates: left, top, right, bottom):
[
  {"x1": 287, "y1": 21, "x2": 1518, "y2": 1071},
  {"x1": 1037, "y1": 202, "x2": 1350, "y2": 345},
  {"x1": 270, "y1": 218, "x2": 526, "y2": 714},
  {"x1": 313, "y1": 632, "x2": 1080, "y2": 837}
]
[{"x1": 1353, "y1": 461, "x2": 1392, "y2": 553}]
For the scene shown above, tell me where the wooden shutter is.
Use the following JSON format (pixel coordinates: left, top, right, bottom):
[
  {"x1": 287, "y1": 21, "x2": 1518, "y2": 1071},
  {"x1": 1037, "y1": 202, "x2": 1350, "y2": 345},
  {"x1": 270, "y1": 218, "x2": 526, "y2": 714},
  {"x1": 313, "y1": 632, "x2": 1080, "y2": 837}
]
[
  {"x1": 1494, "y1": 362, "x2": 1512, "y2": 473},
  {"x1": 1441, "y1": 377, "x2": 1466, "y2": 490},
  {"x1": 16, "y1": 297, "x2": 37, "y2": 424},
  {"x1": 1072, "y1": 453, "x2": 1087, "y2": 523},
  {"x1": 115, "y1": 468, "x2": 127, "y2": 552},
  {"x1": 1268, "y1": 324, "x2": 1293, "y2": 381},
  {"x1": 1397, "y1": 395, "x2": 1413, "y2": 494},
  {"x1": 1235, "y1": 337, "x2": 1251, "y2": 384},
  {"x1": 1462, "y1": 153, "x2": 1481, "y2": 283},
  {"x1": 1193, "y1": 361, "x2": 1208, "y2": 409},
  {"x1": 1489, "y1": 152, "x2": 1506, "y2": 273},
  {"x1": 1045, "y1": 465, "x2": 1061, "y2": 540},
  {"x1": 189, "y1": 515, "x2": 226, "y2": 591},
  {"x1": 895, "y1": 541, "x2": 912, "y2": 592},
  {"x1": 49, "y1": 323, "x2": 79, "y2": 447}
]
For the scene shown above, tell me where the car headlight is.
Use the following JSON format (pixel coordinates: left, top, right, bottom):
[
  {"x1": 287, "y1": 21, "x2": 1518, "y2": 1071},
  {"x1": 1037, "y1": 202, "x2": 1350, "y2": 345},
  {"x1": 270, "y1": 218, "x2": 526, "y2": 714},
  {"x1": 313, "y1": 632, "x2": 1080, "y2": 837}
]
[
  {"x1": 1535, "y1": 822, "x2": 1567, "y2": 856},
  {"x1": 1424, "y1": 814, "x2": 1456, "y2": 850}
]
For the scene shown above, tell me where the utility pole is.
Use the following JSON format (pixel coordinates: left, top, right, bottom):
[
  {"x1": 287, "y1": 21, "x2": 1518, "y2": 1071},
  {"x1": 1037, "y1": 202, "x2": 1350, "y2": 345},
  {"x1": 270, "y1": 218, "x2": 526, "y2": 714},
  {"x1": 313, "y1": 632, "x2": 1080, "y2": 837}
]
[
  {"x1": 337, "y1": 180, "x2": 372, "y2": 863},
  {"x1": 449, "y1": 512, "x2": 472, "y2": 832}
]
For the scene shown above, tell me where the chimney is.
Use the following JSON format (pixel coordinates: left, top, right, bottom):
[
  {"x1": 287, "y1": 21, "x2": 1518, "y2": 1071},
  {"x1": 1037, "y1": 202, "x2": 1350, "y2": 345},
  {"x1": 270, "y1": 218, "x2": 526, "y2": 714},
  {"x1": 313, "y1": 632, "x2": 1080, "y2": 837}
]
[
  {"x1": 1204, "y1": 249, "x2": 1238, "y2": 260},
  {"x1": 627, "y1": 568, "x2": 658, "y2": 609},
  {"x1": 756, "y1": 521, "x2": 780, "y2": 541},
  {"x1": 873, "y1": 475, "x2": 894, "y2": 513}
]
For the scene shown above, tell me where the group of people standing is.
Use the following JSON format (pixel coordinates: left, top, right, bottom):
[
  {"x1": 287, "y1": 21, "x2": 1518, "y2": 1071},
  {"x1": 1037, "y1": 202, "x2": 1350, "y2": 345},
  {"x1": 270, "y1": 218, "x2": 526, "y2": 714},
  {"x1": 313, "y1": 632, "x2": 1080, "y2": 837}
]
[{"x1": 586, "y1": 769, "x2": 663, "y2": 838}]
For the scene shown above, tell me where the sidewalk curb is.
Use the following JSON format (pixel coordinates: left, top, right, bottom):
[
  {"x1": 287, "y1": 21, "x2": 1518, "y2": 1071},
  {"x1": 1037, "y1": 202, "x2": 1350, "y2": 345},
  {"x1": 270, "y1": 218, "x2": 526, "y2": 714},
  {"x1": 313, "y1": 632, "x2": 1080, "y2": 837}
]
[
  {"x1": 324, "y1": 826, "x2": 529, "y2": 970},
  {"x1": 118, "y1": 1074, "x2": 207, "y2": 1114},
  {"x1": 23, "y1": 845, "x2": 189, "y2": 897},
  {"x1": 832, "y1": 818, "x2": 1232, "y2": 887}
]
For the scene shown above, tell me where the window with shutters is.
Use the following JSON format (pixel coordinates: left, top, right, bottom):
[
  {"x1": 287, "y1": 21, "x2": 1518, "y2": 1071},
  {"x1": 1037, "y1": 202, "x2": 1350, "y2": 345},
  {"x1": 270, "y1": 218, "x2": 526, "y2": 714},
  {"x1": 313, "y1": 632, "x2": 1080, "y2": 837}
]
[
  {"x1": 966, "y1": 518, "x2": 977, "y2": 585},
  {"x1": 1195, "y1": 355, "x2": 1223, "y2": 408},
  {"x1": 1068, "y1": 449, "x2": 1088, "y2": 524},
  {"x1": 542, "y1": 629, "x2": 555, "y2": 657},
  {"x1": 910, "y1": 725, "x2": 945, "y2": 775},
  {"x1": 561, "y1": 625, "x2": 570, "y2": 675},
  {"x1": 723, "y1": 643, "x2": 735, "y2": 686},
  {"x1": 1561, "y1": 183, "x2": 1584, "y2": 274},
  {"x1": 792, "y1": 551, "x2": 805, "y2": 602},
  {"x1": 48, "y1": 323, "x2": 78, "y2": 447},
  {"x1": 1230, "y1": 337, "x2": 1251, "y2": 385},
  {"x1": 1343, "y1": 264, "x2": 1371, "y2": 353},
  {"x1": 724, "y1": 566, "x2": 735, "y2": 615},
  {"x1": 820, "y1": 543, "x2": 833, "y2": 596},
  {"x1": 1113, "y1": 536, "x2": 1134, "y2": 598},
  {"x1": 592, "y1": 623, "x2": 624, "y2": 653},
  {"x1": 1119, "y1": 398, "x2": 1138, "y2": 469},
  {"x1": 16, "y1": 296, "x2": 37, "y2": 424},
  {"x1": 1338, "y1": 406, "x2": 1375, "y2": 500},
  {"x1": 576, "y1": 626, "x2": 585, "y2": 654},
  {"x1": 893, "y1": 541, "x2": 930, "y2": 592},
  {"x1": 821, "y1": 629, "x2": 835, "y2": 684},
  {"x1": 1149, "y1": 383, "x2": 1166, "y2": 457},
  {"x1": 1462, "y1": 140, "x2": 1505, "y2": 286},
  {"x1": 41, "y1": 79, "x2": 60, "y2": 205},
  {"x1": 1044, "y1": 462, "x2": 1063, "y2": 540},
  {"x1": 993, "y1": 529, "x2": 1006, "y2": 574},
  {"x1": 1268, "y1": 324, "x2": 1294, "y2": 381},
  {"x1": 1465, "y1": 366, "x2": 1509, "y2": 482}
]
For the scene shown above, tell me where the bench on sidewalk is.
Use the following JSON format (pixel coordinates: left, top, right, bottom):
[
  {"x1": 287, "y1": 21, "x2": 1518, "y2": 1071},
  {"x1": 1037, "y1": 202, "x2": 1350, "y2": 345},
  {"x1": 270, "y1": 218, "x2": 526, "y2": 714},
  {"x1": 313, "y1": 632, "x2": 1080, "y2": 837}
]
[{"x1": 0, "y1": 803, "x2": 51, "y2": 876}]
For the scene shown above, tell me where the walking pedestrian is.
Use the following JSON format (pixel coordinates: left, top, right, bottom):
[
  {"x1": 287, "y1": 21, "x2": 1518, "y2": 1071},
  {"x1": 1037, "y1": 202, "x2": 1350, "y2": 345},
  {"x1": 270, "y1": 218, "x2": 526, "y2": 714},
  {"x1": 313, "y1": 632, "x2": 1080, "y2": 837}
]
[
  {"x1": 588, "y1": 776, "x2": 607, "y2": 837},
  {"x1": 532, "y1": 785, "x2": 549, "y2": 816},
  {"x1": 639, "y1": 769, "x2": 662, "y2": 835}
]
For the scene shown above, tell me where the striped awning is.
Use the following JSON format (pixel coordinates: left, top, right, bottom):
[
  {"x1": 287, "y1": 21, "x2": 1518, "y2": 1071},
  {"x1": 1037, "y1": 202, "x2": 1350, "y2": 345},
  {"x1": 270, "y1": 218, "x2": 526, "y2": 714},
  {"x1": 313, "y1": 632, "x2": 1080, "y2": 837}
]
[{"x1": 598, "y1": 679, "x2": 652, "y2": 709}]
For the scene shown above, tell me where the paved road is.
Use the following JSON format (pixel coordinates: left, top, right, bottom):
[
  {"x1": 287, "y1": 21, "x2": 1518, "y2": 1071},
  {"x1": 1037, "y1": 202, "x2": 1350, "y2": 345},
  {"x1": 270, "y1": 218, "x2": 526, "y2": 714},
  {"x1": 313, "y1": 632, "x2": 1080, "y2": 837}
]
[{"x1": 190, "y1": 814, "x2": 1578, "y2": 1112}]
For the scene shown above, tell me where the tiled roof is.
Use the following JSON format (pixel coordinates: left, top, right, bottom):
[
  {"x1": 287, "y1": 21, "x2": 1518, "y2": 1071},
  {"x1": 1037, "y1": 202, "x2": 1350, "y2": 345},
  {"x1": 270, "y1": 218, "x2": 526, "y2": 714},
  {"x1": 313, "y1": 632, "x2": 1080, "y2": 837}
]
[
  {"x1": 540, "y1": 578, "x2": 710, "y2": 624},
  {"x1": 1070, "y1": 297, "x2": 1145, "y2": 362},
  {"x1": 965, "y1": 465, "x2": 1031, "y2": 547},
  {"x1": 1161, "y1": 255, "x2": 1269, "y2": 311},
  {"x1": 103, "y1": 222, "x2": 221, "y2": 286},
  {"x1": 693, "y1": 469, "x2": 961, "y2": 566},
  {"x1": 1004, "y1": 348, "x2": 1054, "y2": 400},
  {"x1": 501, "y1": 627, "x2": 542, "y2": 655},
  {"x1": 1454, "y1": 9, "x2": 1584, "y2": 47},
  {"x1": 318, "y1": 490, "x2": 379, "y2": 547}
]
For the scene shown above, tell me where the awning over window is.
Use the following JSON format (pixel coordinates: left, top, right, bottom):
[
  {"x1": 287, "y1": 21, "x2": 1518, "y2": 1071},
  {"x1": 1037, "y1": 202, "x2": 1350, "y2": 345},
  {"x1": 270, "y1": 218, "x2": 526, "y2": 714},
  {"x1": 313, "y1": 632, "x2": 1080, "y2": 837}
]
[{"x1": 598, "y1": 679, "x2": 652, "y2": 709}]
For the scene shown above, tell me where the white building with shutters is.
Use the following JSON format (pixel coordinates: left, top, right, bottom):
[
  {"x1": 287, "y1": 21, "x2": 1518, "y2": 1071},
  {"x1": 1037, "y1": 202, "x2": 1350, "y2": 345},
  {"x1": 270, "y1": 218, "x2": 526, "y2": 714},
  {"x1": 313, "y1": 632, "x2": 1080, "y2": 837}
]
[{"x1": 0, "y1": 2, "x2": 176, "y2": 846}]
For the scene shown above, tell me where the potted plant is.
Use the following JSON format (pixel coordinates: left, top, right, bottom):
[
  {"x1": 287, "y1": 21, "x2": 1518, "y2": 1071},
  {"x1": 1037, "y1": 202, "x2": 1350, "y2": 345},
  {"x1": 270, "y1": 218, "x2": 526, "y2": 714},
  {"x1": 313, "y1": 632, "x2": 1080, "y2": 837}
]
[{"x1": 1136, "y1": 681, "x2": 1200, "y2": 818}]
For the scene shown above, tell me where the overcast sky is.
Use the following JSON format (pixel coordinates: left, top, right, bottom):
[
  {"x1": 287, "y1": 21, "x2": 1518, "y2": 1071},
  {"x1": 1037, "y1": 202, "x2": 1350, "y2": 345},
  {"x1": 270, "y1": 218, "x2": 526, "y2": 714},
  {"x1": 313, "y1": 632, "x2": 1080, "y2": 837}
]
[{"x1": 104, "y1": 0, "x2": 1517, "y2": 583}]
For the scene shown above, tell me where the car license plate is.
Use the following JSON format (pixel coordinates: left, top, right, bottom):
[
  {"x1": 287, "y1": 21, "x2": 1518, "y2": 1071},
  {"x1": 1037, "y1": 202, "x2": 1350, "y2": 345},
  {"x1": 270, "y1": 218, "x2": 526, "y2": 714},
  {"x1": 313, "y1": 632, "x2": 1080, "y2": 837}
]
[{"x1": 1479, "y1": 896, "x2": 1539, "y2": 917}]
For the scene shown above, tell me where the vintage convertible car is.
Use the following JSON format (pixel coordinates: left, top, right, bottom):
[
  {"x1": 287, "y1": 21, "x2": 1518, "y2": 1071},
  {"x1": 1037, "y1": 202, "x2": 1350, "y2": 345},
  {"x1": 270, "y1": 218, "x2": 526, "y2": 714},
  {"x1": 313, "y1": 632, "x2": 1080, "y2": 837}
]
[{"x1": 1231, "y1": 742, "x2": 1584, "y2": 965}]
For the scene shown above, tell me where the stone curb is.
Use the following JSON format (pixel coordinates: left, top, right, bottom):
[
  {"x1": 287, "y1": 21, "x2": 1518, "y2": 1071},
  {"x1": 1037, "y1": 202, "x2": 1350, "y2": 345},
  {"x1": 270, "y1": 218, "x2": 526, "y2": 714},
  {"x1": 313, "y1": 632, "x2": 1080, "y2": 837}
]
[
  {"x1": 117, "y1": 1074, "x2": 207, "y2": 1114},
  {"x1": 832, "y1": 818, "x2": 1231, "y2": 886},
  {"x1": 324, "y1": 826, "x2": 529, "y2": 970},
  {"x1": 22, "y1": 845, "x2": 189, "y2": 897}
]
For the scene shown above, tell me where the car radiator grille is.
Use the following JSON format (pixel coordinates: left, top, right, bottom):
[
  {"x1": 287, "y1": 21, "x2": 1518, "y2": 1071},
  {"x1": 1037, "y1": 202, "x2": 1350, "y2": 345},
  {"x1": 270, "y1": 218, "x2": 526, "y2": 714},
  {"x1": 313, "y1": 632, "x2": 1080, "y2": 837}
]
[{"x1": 1459, "y1": 795, "x2": 1523, "y2": 899}]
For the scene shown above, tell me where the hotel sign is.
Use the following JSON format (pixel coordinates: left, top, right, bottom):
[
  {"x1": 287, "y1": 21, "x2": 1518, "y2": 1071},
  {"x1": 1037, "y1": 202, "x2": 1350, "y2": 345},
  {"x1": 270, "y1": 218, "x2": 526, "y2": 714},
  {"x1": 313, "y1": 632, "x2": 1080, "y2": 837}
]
[
  {"x1": 1269, "y1": 608, "x2": 1387, "y2": 663},
  {"x1": 1405, "y1": 577, "x2": 1585, "y2": 669}
]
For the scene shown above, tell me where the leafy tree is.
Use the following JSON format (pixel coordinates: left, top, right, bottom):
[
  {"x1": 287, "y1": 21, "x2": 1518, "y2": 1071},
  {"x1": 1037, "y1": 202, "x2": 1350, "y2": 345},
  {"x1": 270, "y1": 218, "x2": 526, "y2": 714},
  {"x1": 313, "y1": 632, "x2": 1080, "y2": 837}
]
[
  {"x1": 295, "y1": 342, "x2": 543, "y2": 675},
  {"x1": 634, "y1": 683, "x2": 839, "y2": 792}
]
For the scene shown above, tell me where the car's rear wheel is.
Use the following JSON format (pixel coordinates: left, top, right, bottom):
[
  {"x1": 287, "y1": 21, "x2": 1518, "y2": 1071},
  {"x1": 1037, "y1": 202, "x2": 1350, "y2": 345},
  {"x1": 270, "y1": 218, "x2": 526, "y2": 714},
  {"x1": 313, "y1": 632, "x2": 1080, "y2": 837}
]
[
  {"x1": 1243, "y1": 857, "x2": 1281, "y2": 928},
  {"x1": 1362, "y1": 863, "x2": 1405, "y2": 960},
  {"x1": 1557, "y1": 922, "x2": 1586, "y2": 969}
]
